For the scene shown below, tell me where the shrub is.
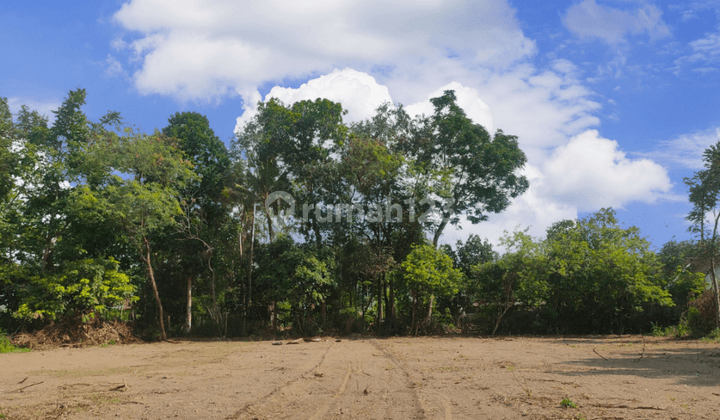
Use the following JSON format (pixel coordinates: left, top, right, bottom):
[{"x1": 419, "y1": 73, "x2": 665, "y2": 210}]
[
  {"x1": 12, "y1": 257, "x2": 137, "y2": 323},
  {"x1": 687, "y1": 291, "x2": 717, "y2": 337},
  {"x1": 0, "y1": 331, "x2": 29, "y2": 353},
  {"x1": 702, "y1": 328, "x2": 720, "y2": 343},
  {"x1": 561, "y1": 398, "x2": 578, "y2": 409}
]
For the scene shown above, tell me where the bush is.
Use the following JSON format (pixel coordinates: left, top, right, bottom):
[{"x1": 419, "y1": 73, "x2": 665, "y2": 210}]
[
  {"x1": 336, "y1": 308, "x2": 366, "y2": 334},
  {"x1": 687, "y1": 291, "x2": 717, "y2": 337},
  {"x1": 0, "y1": 331, "x2": 29, "y2": 353},
  {"x1": 703, "y1": 328, "x2": 720, "y2": 342},
  {"x1": 650, "y1": 322, "x2": 678, "y2": 337},
  {"x1": 12, "y1": 257, "x2": 137, "y2": 324}
]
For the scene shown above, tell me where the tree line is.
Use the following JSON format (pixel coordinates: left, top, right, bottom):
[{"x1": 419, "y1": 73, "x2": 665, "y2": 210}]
[{"x1": 0, "y1": 89, "x2": 717, "y2": 340}]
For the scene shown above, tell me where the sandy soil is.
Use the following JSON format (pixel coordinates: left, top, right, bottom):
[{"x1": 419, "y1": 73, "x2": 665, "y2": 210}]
[{"x1": 1, "y1": 336, "x2": 719, "y2": 419}]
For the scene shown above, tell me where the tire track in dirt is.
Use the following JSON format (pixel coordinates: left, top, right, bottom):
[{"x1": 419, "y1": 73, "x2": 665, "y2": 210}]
[
  {"x1": 369, "y1": 339, "x2": 429, "y2": 420},
  {"x1": 225, "y1": 340, "x2": 335, "y2": 419},
  {"x1": 370, "y1": 340, "x2": 456, "y2": 420},
  {"x1": 435, "y1": 392, "x2": 453, "y2": 420},
  {"x1": 307, "y1": 361, "x2": 353, "y2": 420}
]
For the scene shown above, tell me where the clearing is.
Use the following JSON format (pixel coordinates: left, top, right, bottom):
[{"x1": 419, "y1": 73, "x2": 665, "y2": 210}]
[{"x1": 1, "y1": 336, "x2": 719, "y2": 419}]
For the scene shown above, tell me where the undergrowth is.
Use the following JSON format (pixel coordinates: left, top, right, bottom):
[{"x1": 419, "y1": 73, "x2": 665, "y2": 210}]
[{"x1": 0, "y1": 331, "x2": 30, "y2": 353}]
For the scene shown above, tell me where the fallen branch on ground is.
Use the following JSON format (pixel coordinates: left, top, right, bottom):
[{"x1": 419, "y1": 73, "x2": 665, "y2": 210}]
[
  {"x1": 110, "y1": 379, "x2": 129, "y2": 392},
  {"x1": 592, "y1": 403, "x2": 664, "y2": 410},
  {"x1": 11, "y1": 381, "x2": 44, "y2": 393}
]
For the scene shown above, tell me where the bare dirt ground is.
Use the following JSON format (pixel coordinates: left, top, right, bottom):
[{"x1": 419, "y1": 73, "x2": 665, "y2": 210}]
[{"x1": 1, "y1": 335, "x2": 719, "y2": 419}]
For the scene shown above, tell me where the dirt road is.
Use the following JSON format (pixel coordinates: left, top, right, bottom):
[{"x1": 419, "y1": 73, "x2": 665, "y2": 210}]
[{"x1": 1, "y1": 336, "x2": 719, "y2": 419}]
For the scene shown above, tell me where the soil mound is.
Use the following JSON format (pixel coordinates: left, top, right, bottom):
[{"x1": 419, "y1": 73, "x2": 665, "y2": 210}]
[{"x1": 11, "y1": 319, "x2": 142, "y2": 350}]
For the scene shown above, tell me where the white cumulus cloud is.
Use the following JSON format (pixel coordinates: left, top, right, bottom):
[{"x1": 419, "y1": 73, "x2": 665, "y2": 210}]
[
  {"x1": 231, "y1": 67, "x2": 664, "y2": 245},
  {"x1": 405, "y1": 82, "x2": 494, "y2": 134},
  {"x1": 112, "y1": 0, "x2": 535, "y2": 102},
  {"x1": 539, "y1": 130, "x2": 674, "y2": 210},
  {"x1": 235, "y1": 68, "x2": 393, "y2": 132},
  {"x1": 109, "y1": 0, "x2": 677, "y2": 248},
  {"x1": 442, "y1": 165, "x2": 578, "y2": 250}
]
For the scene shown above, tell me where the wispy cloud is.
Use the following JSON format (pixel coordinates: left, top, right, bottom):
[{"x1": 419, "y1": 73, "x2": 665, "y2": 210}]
[
  {"x1": 6, "y1": 97, "x2": 60, "y2": 123},
  {"x1": 668, "y1": 1, "x2": 720, "y2": 22},
  {"x1": 104, "y1": 54, "x2": 125, "y2": 77},
  {"x1": 636, "y1": 127, "x2": 720, "y2": 169},
  {"x1": 563, "y1": 0, "x2": 671, "y2": 44},
  {"x1": 689, "y1": 31, "x2": 720, "y2": 58}
]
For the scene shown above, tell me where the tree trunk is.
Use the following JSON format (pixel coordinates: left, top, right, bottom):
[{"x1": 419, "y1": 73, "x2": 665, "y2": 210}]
[
  {"x1": 711, "y1": 258, "x2": 720, "y2": 329},
  {"x1": 492, "y1": 303, "x2": 512, "y2": 336},
  {"x1": 432, "y1": 218, "x2": 450, "y2": 248},
  {"x1": 411, "y1": 292, "x2": 417, "y2": 336},
  {"x1": 389, "y1": 281, "x2": 395, "y2": 319},
  {"x1": 207, "y1": 253, "x2": 222, "y2": 335},
  {"x1": 248, "y1": 203, "x2": 256, "y2": 309},
  {"x1": 144, "y1": 237, "x2": 166, "y2": 340},
  {"x1": 185, "y1": 275, "x2": 192, "y2": 334},
  {"x1": 271, "y1": 301, "x2": 278, "y2": 333},
  {"x1": 313, "y1": 217, "x2": 322, "y2": 249},
  {"x1": 492, "y1": 277, "x2": 516, "y2": 335},
  {"x1": 321, "y1": 300, "x2": 327, "y2": 326},
  {"x1": 266, "y1": 210, "x2": 274, "y2": 242},
  {"x1": 425, "y1": 295, "x2": 435, "y2": 328},
  {"x1": 376, "y1": 275, "x2": 383, "y2": 326},
  {"x1": 382, "y1": 274, "x2": 388, "y2": 322},
  {"x1": 41, "y1": 234, "x2": 54, "y2": 271}
]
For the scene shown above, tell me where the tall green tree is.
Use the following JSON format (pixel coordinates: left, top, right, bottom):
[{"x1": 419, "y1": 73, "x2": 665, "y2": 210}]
[
  {"x1": 163, "y1": 112, "x2": 232, "y2": 334},
  {"x1": 470, "y1": 229, "x2": 546, "y2": 335},
  {"x1": 409, "y1": 91, "x2": 529, "y2": 247},
  {"x1": 400, "y1": 244, "x2": 462, "y2": 334},
  {"x1": 685, "y1": 142, "x2": 720, "y2": 329},
  {"x1": 235, "y1": 98, "x2": 347, "y2": 247},
  {"x1": 545, "y1": 209, "x2": 672, "y2": 333},
  {"x1": 74, "y1": 132, "x2": 195, "y2": 340}
]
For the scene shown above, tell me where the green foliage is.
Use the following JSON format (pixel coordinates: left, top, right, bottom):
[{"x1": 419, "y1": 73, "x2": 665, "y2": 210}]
[
  {"x1": 650, "y1": 322, "x2": 678, "y2": 337},
  {"x1": 469, "y1": 229, "x2": 546, "y2": 334},
  {"x1": 254, "y1": 236, "x2": 336, "y2": 332},
  {"x1": 684, "y1": 142, "x2": 720, "y2": 330},
  {"x1": 667, "y1": 266, "x2": 706, "y2": 304},
  {"x1": 544, "y1": 209, "x2": 672, "y2": 333},
  {"x1": 561, "y1": 398, "x2": 578, "y2": 409},
  {"x1": 415, "y1": 91, "x2": 529, "y2": 246},
  {"x1": 162, "y1": 111, "x2": 230, "y2": 212},
  {"x1": 686, "y1": 307, "x2": 705, "y2": 336},
  {"x1": 401, "y1": 244, "x2": 462, "y2": 300},
  {"x1": 11, "y1": 88, "x2": 705, "y2": 340},
  {"x1": 701, "y1": 328, "x2": 720, "y2": 342},
  {"x1": 455, "y1": 234, "x2": 497, "y2": 275},
  {"x1": 0, "y1": 332, "x2": 30, "y2": 353},
  {"x1": 400, "y1": 244, "x2": 463, "y2": 333},
  {"x1": 11, "y1": 257, "x2": 136, "y2": 322}
]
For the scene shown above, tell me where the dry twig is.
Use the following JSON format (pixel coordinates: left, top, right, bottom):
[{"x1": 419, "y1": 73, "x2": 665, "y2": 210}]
[
  {"x1": 110, "y1": 379, "x2": 129, "y2": 392},
  {"x1": 11, "y1": 381, "x2": 44, "y2": 393},
  {"x1": 512, "y1": 373, "x2": 532, "y2": 398},
  {"x1": 593, "y1": 348, "x2": 608, "y2": 361}
]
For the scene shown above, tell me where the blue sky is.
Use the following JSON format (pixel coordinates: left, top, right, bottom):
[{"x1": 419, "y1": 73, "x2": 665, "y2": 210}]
[{"x1": 3, "y1": 0, "x2": 720, "y2": 251}]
